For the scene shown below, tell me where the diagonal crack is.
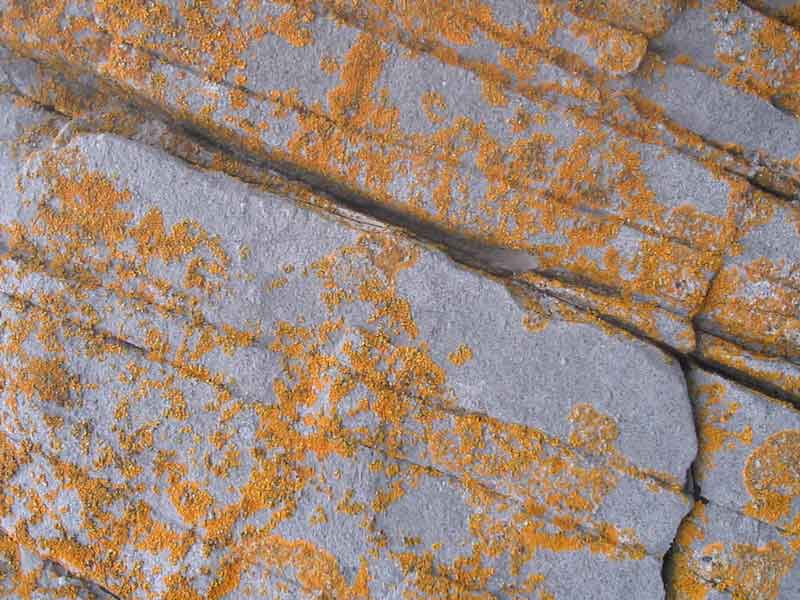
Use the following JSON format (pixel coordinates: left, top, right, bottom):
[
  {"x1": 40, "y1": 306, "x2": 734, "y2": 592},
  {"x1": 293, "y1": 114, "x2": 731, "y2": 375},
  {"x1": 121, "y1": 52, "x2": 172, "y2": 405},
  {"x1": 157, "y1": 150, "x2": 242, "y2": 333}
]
[
  {"x1": 0, "y1": 246, "x2": 688, "y2": 498},
  {"x1": 0, "y1": 288, "x2": 670, "y2": 560},
  {"x1": 0, "y1": 525, "x2": 122, "y2": 599},
  {"x1": 3, "y1": 46, "x2": 795, "y2": 455}
]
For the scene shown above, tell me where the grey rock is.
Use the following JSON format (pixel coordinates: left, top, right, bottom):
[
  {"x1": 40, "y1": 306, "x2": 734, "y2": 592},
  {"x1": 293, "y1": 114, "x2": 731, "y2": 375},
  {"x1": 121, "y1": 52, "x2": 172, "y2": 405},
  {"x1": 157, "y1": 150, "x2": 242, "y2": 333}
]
[
  {"x1": 0, "y1": 1, "x2": 747, "y2": 343},
  {"x1": 696, "y1": 190, "x2": 800, "y2": 364},
  {"x1": 746, "y1": 0, "x2": 800, "y2": 29},
  {"x1": 665, "y1": 500, "x2": 800, "y2": 599},
  {"x1": 0, "y1": 294, "x2": 669, "y2": 598},
  {"x1": 628, "y1": 0, "x2": 800, "y2": 189},
  {"x1": 0, "y1": 531, "x2": 115, "y2": 599},
  {"x1": 687, "y1": 366, "x2": 800, "y2": 531},
  {"x1": 694, "y1": 332, "x2": 800, "y2": 401},
  {"x1": 0, "y1": 129, "x2": 696, "y2": 597},
  {"x1": 3, "y1": 2, "x2": 800, "y2": 598}
]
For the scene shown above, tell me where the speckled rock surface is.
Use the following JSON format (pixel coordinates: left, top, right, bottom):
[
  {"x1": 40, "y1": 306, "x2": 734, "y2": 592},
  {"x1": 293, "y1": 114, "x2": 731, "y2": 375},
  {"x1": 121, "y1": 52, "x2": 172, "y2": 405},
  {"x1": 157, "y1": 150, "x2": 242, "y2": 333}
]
[
  {"x1": 0, "y1": 130, "x2": 693, "y2": 598},
  {"x1": 662, "y1": 367, "x2": 800, "y2": 599},
  {"x1": 1, "y1": 531, "x2": 115, "y2": 599},
  {"x1": 0, "y1": 1, "x2": 798, "y2": 599},
  {"x1": 665, "y1": 501, "x2": 799, "y2": 600}
]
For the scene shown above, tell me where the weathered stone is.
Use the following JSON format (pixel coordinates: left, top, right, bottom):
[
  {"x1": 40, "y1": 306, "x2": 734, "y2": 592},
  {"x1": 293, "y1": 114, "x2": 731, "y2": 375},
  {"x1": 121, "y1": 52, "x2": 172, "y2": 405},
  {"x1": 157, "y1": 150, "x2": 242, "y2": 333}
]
[
  {"x1": 0, "y1": 130, "x2": 695, "y2": 597},
  {"x1": 622, "y1": 58, "x2": 800, "y2": 191},
  {"x1": 696, "y1": 190, "x2": 800, "y2": 365},
  {"x1": 687, "y1": 367, "x2": 800, "y2": 532},
  {"x1": 650, "y1": 0, "x2": 800, "y2": 100},
  {"x1": 309, "y1": 0, "x2": 650, "y2": 77},
  {"x1": 563, "y1": 0, "x2": 686, "y2": 37},
  {"x1": 0, "y1": 0, "x2": 752, "y2": 347},
  {"x1": 2, "y1": 2, "x2": 800, "y2": 598},
  {"x1": 0, "y1": 291, "x2": 673, "y2": 598},
  {"x1": 694, "y1": 332, "x2": 800, "y2": 402},
  {"x1": 4, "y1": 132, "x2": 697, "y2": 483},
  {"x1": 747, "y1": 1, "x2": 800, "y2": 29},
  {"x1": 665, "y1": 501, "x2": 799, "y2": 600},
  {"x1": 624, "y1": 0, "x2": 800, "y2": 190},
  {"x1": 0, "y1": 531, "x2": 115, "y2": 599}
]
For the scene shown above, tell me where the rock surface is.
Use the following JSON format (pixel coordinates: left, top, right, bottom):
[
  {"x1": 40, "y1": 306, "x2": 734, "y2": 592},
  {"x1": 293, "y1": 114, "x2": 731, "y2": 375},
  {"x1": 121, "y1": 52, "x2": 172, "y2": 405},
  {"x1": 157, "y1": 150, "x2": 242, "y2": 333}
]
[
  {"x1": 0, "y1": 531, "x2": 115, "y2": 599},
  {"x1": 663, "y1": 369, "x2": 800, "y2": 599},
  {"x1": 0, "y1": 129, "x2": 693, "y2": 598},
  {"x1": 0, "y1": 1, "x2": 797, "y2": 598}
]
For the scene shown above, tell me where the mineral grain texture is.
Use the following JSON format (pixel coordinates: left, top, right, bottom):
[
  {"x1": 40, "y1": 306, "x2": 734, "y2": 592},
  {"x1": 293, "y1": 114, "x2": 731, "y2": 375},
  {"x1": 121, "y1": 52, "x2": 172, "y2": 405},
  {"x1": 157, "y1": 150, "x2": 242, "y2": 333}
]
[{"x1": 0, "y1": 1, "x2": 797, "y2": 599}]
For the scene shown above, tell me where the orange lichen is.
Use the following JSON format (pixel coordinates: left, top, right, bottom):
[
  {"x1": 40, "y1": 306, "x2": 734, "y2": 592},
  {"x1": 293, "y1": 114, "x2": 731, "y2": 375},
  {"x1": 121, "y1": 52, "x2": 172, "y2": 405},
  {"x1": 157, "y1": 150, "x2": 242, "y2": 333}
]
[
  {"x1": 4, "y1": 2, "x2": 794, "y2": 598},
  {"x1": 568, "y1": 403, "x2": 620, "y2": 455},
  {"x1": 570, "y1": 18, "x2": 648, "y2": 76},
  {"x1": 665, "y1": 502, "x2": 711, "y2": 600},
  {"x1": 568, "y1": 0, "x2": 685, "y2": 38},
  {"x1": 698, "y1": 539, "x2": 795, "y2": 600},
  {"x1": 168, "y1": 480, "x2": 214, "y2": 526},
  {"x1": 129, "y1": 208, "x2": 205, "y2": 263},
  {"x1": 0, "y1": 433, "x2": 22, "y2": 487},
  {"x1": 693, "y1": 382, "x2": 752, "y2": 470},
  {"x1": 743, "y1": 430, "x2": 800, "y2": 526},
  {"x1": 0, "y1": 0, "x2": 755, "y2": 352},
  {"x1": 696, "y1": 334, "x2": 800, "y2": 399},
  {"x1": 448, "y1": 344, "x2": 474, "y2": 366},
  {"x1": 12, "y1": 357, "x2": 74, "y2": 406},
  {"x1": 163, "y1": 574, "x2": 203, "y2": 600}
]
